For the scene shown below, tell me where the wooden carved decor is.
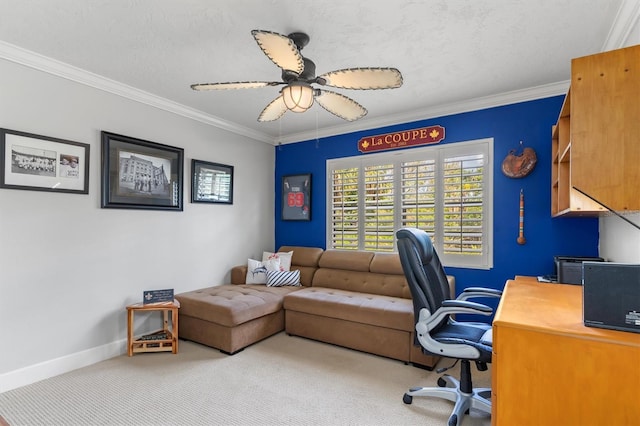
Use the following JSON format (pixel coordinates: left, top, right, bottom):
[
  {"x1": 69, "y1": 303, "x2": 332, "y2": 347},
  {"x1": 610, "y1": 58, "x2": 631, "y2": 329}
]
[
  {"x1": 502, "y1": 141, "x2": 537, "y2": 178},
  {"x1": 517, "y1": 189, "x2": 526, "y2": 245}
]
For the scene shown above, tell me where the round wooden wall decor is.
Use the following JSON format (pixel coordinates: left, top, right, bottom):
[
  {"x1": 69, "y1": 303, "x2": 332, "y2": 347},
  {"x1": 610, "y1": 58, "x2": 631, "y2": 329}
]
[{"x1": 502, "y1": 143, "x2": 537, "y2": 178}]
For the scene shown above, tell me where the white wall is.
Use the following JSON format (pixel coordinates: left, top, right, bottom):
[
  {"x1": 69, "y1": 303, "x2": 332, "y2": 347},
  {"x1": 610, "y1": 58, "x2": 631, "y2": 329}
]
[
  {"x1": 598, "y1": 15, "x2": 640, "y2": 262},
  {"x1": 0, "y1": 59, "x2": 275, "y2": 391},
  {"x1": 600, "y1": 215, "x2": 640, "y2": 262}
]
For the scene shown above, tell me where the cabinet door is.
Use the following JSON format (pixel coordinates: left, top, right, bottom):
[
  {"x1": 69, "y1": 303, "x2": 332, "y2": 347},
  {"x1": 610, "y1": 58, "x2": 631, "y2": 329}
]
[{"x1": 570, "y1": 45, "x2": 640, "y2": 211}]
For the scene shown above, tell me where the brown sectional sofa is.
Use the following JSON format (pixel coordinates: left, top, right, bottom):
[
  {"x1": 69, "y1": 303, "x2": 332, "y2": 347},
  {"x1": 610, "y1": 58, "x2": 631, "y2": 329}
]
[{"x1": 176, "y1": 246, "x2": 454, "y2": 369}]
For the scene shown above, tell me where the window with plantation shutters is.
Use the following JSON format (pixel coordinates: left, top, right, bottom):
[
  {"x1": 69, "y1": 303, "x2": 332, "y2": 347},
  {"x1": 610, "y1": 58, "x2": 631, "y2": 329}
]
[
  {"x1": 327, "y1": 138, "x2": 493, "y2": 269},
  {"x1": 330, "y1": 167, "x2": 359, "y2": 250},
  {"x1": 401, "y1": 159, "x2": 436, "y2": 233},
  {"x1": 364, "y1": 163, "x2": 395, "y2": 251},
  {"x1": 442, "y1": 154, "x2": 484, "y2": 256}
]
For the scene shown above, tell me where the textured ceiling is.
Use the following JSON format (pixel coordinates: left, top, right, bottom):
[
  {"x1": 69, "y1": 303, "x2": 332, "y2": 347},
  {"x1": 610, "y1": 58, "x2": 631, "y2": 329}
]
[{"x1": 0, "y1": 0, "x2": 635, "y2": 144}]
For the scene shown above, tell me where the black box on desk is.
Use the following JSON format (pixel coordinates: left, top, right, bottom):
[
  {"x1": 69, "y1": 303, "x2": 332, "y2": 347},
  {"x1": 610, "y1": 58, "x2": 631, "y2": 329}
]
[
  {"x1": 583, "y1": 262, "x2": 640, "y2": 334},
  {"x1": 554, "y1": 256, "x2": 604, "y2": 284}
]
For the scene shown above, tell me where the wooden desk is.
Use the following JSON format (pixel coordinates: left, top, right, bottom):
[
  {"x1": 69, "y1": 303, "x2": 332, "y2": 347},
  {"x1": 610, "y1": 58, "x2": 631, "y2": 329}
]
[
  {"x1": 492, "y1": 279, "x2": 640, "y2": 426},
  {"x1": 127, "y1": 300, "x2": 180, "y2": 356}
]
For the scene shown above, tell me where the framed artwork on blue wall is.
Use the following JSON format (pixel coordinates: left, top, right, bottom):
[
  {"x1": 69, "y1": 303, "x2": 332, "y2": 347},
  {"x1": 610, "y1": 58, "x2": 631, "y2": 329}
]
[{"x1": 282, "y1": 173, "x2": 311, "y2": 221}]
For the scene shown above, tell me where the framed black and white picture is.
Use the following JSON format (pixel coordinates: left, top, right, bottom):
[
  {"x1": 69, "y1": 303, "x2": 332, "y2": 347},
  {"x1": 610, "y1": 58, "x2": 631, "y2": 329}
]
[
  {"x1": 191, "y1": 159, "x2": 233, "y2": 204},
  {"x1": 101, "y1": 131, "x2": 184, "y2": 211},
  {"x1": 0, "y1": 128, "x2": 90, "y2": 194},
  {"x1": 282, "y1": 173, "x2": 311, "y2": 221}
]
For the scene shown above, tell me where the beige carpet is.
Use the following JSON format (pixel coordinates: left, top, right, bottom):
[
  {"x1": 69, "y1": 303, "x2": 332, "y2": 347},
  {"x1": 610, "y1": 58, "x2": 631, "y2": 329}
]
[{"x1": 0, "y1": 333, "x2": 492, "y2": 426}]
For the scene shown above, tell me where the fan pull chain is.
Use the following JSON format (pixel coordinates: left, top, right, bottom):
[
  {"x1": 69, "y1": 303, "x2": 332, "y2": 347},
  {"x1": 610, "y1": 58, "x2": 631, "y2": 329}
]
[
  {"x1": 278, "y1": 115, "x2": 282, "y2": 150},
  {"x1": 315, "y1": 110, "x2": 320, "y2": 149}
]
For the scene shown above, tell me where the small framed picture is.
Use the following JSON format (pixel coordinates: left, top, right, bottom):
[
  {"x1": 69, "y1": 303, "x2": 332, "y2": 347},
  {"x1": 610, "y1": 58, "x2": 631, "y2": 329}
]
[
  {"x1": 0, "y1": 128, "x2": 89, "y2": 194},
  {"x1": 191, "y1": 159, "x2": 233, "y2": 204},
  {"x1": 101, "y1": 131, "x2": 184, "y2": 211},
  {"x1": 282, "y1": 173, "x2": 311, "y2": 221}
]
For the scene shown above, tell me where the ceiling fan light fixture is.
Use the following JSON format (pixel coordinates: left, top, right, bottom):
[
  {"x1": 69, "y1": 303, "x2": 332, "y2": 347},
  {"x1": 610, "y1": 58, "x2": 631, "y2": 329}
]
[
  {"x1": 281, "y1": 82, "x2": 315, "y2": 113},
  {"x1": 191, "y1": 29, "x2": 402, "y2": 122}
]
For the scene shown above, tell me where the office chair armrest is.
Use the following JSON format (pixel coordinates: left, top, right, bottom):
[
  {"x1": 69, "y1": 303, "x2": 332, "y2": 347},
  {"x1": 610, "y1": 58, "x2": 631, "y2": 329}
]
[
  {"x1": 441, "y1": 299, "x2": 493, "y2": 313},
  {"x1": 457, "y1": 287, "x2": 503, "y2": 301},
  {"x1": 421, "y1": 300, "x2": 492, "y2": 331}
]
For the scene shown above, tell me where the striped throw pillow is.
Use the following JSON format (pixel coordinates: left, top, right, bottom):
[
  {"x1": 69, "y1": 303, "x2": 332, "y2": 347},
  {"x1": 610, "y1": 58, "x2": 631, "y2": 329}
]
[{"x1": 266, "y1": 269, "x2": 301, "y2": 287}]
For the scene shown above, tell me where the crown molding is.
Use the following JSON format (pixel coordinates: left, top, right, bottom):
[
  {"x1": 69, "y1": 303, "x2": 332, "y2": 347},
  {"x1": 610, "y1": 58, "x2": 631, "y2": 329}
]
[
  {"x1": 0, "y1": 39, "x2": 570, "y2": 147},
  {"x1": 0, "y1": 40, "x2": 274, "y2": 144},
  {"x1": 277, "y1": 80, "x2": 570, "y2": 144},
  {"x1": 602, "y1": 0, "x2": 640, "y2": 50}
]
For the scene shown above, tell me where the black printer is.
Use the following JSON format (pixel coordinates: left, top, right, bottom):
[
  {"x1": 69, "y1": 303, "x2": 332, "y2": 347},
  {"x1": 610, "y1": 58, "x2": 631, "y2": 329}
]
[{"x1": 554, "y1": 255, "x2": 604, "y2": 284}]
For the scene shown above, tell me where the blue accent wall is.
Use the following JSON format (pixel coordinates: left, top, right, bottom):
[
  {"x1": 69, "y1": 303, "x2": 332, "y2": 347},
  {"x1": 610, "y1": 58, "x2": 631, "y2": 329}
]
[{"x1": 275, "y1": 96, "x2": 599, "y2": 297}]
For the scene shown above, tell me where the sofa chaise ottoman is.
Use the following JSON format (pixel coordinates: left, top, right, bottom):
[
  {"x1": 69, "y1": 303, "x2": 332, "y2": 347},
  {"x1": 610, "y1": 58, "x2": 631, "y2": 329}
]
[{"x1": 175, "y1": 246, "x2": 323, "y2": 354}]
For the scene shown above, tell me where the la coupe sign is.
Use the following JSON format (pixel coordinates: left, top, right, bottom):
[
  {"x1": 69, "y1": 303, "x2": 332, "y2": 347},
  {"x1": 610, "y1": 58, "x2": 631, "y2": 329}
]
[{"x1": 358, "y1": 125, "x2": 445, "y2": 153}]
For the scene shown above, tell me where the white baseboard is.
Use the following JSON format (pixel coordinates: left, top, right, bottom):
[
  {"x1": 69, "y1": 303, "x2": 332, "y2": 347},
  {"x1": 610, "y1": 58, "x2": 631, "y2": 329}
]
[{"x1": 0, "y1": 339, "x2": 127, "y2": 393}]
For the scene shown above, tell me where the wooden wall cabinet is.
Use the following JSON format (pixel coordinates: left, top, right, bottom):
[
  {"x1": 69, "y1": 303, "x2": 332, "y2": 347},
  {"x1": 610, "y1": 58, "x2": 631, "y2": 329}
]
[{"x1": 551, "y1": 44, "x2": 640, "y2": 217}]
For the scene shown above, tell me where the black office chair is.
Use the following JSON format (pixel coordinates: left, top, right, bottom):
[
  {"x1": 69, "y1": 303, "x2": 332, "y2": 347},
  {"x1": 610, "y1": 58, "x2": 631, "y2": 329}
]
[{"x1": 396, "y1": 228, "x2": 502, "y2": 426}]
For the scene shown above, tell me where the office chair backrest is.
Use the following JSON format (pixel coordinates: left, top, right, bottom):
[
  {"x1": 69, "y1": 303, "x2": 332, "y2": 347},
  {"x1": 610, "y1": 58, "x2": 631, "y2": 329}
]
[{"x1": 397, "y1": 228, "x2": 451, "y2": 333}]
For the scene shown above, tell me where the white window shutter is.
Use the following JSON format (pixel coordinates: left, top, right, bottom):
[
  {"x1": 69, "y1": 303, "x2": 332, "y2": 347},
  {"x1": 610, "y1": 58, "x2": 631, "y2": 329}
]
[{"x1": 326, "y1": 138, "x2": 493, "y2": 269}]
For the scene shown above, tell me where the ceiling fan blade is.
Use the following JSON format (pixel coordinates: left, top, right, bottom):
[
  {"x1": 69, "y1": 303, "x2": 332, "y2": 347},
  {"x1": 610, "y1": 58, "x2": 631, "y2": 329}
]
[
  {"x1": 252, "y1": 30, "x2": 304, "y2": 74},
  {"x1": 191, "y1": 81, "x2": 281, "y2": 91},
  {"x1": 318, "y1": 67, "x2": 403, "y2": 90},
  {"x1": 315, "y1": 90, "x2": 367, "y2": 121},
  {"x1": 258, "y1": 95, "x2": 288, "y2": 122}
]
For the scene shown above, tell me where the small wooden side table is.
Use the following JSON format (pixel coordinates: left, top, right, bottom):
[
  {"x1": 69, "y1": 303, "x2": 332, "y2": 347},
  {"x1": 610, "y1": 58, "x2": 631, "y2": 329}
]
[{"x1": 126, "y1": 300, "x2": 180, "y2": 356}]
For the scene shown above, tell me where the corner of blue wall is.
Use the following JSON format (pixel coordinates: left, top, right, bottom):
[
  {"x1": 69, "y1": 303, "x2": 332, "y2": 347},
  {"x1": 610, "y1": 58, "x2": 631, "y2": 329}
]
[{"x1": 274, "y1": 96, "x2": 599, "y2": 293}]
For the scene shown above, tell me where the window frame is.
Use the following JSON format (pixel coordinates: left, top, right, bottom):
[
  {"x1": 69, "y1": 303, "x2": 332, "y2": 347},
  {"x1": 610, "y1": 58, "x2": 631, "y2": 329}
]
[{"x1": 326, "y1": 138, "x2": 493, "y2": 269}]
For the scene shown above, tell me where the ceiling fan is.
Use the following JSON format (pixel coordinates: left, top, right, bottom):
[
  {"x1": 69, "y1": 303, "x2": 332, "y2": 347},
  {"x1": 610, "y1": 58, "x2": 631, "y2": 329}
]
[{"x1": 190, "y1": 30, "x2": 403, "y2": 122}]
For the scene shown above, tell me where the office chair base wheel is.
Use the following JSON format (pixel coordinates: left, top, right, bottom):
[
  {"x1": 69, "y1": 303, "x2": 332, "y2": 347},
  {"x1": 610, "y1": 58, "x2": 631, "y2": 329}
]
[
  {"x1": 403, "y1": 393, "x2": 413, "y2": 404},
  {"x1": 437, "y1": 377, "x2": 448, "y2": 387},
  {"x1": 448, "y1": 414, "x2": 458, "y2": 426}
]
